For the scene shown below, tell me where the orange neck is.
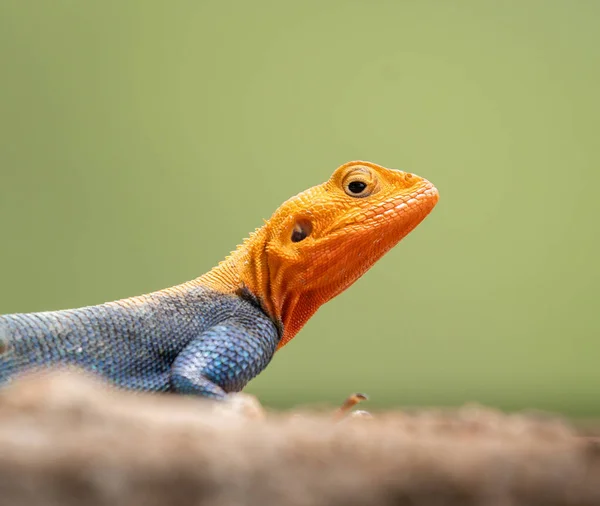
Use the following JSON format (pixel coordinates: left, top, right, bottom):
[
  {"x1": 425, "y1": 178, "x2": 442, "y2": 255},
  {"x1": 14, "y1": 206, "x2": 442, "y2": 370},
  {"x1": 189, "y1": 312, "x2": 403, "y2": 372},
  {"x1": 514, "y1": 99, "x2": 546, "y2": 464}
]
[{"x1": 198, "y1": 227, "x2": 311, "y2": 348}]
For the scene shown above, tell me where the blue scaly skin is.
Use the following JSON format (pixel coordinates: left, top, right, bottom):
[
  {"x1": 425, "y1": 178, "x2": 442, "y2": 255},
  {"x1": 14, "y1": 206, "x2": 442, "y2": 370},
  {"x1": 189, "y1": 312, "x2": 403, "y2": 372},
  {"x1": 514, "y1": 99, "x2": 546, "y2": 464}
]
[
  {"x1": 0, "y1": 161, "x2": 439, "y2": 399},
  {"x1": 0, "y1": 283, "x2": 278, "y2": 399}
]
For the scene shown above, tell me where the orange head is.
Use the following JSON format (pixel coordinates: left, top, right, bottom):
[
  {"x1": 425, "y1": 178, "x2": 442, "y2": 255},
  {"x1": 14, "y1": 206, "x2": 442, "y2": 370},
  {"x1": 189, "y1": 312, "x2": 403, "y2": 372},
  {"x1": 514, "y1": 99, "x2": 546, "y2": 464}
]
[{"x1": 203, "y1": 161, "x2": 439, "y2": 348}]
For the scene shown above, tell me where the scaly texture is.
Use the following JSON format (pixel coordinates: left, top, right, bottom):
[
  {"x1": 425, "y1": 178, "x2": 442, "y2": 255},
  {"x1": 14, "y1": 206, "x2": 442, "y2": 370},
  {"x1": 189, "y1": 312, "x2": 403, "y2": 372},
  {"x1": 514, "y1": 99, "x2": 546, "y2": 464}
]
[{"x1": 0, "y1": 161, "x2": 439, "y2": 399}]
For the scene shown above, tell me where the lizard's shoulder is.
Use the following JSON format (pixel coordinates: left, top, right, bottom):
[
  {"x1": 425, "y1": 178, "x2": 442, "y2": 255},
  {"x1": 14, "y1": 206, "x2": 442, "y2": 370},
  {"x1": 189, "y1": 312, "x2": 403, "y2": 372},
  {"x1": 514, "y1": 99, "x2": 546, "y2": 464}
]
[{"x1": 152, "y1": 283, "x2": 279, "y2": 335}]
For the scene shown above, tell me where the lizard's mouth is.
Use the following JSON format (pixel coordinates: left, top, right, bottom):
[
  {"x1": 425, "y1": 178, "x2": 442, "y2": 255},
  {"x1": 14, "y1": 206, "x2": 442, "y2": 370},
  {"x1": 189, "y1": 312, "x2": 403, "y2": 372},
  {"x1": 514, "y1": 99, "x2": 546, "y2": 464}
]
[{"x1": 289, "y1": 180, "x2": 439, "y2": 295}]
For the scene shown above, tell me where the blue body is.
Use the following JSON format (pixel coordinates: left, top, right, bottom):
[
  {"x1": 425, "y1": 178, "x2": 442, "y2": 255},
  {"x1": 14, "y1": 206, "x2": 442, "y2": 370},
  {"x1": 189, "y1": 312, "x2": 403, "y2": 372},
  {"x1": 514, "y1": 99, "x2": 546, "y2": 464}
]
[{"x1": 0, "y1": 284, "x2": 280, "y2": 399}]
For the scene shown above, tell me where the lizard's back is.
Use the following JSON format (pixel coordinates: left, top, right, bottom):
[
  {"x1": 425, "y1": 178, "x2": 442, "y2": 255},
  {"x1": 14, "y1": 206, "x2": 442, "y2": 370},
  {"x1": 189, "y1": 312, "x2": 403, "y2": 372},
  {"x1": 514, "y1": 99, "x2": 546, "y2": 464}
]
[{"x1": 0, "y1": 283, "x2": 272, "y2": 391}]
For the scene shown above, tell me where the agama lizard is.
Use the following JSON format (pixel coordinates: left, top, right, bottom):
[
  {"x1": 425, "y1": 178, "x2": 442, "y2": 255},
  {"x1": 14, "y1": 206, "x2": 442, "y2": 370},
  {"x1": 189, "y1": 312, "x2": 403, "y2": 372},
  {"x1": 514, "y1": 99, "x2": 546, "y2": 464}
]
[{"x1": 0, "y1": 161, "x2": 439, "y2": 399}]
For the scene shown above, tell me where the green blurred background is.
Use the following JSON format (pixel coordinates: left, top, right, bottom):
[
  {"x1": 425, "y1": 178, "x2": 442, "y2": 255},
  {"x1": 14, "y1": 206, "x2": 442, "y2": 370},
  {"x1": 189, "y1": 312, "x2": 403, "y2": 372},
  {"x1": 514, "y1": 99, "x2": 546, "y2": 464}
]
[{"x1": 1, "y1": 1, "x2": 598, "y2": 415}]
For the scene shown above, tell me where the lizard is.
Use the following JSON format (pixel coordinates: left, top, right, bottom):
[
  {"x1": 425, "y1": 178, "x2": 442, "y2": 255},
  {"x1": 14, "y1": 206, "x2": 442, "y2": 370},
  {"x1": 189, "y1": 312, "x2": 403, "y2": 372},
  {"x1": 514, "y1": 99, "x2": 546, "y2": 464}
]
[{"x1": 0, "y1": 161, "x2": 439, "y2": 399}]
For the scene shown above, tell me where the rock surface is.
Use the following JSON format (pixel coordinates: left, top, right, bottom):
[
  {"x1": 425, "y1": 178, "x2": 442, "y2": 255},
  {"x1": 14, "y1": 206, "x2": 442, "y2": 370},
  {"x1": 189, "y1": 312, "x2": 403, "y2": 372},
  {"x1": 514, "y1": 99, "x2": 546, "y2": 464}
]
[{"x1": 1, "y1": 370, "x2": 599, "y2": 506}]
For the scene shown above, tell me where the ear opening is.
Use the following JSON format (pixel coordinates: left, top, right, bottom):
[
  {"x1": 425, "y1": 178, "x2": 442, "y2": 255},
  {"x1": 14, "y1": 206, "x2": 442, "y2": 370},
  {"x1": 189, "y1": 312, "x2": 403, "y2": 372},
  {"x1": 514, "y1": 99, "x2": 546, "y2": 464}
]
[{"x1": 291, "y1": 219, "x2": 313, "y2": 243}]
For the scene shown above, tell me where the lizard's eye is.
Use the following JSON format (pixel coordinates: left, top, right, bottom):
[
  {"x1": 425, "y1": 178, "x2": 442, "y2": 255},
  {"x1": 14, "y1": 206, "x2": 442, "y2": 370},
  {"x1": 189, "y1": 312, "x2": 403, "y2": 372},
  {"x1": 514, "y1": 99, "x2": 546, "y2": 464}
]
[
  {"x1": 342, "y1": 168, "x2": 377, "y2": 198},
  {"x1": 347, "y1": 181, "x2": 367, "y2": 194}
]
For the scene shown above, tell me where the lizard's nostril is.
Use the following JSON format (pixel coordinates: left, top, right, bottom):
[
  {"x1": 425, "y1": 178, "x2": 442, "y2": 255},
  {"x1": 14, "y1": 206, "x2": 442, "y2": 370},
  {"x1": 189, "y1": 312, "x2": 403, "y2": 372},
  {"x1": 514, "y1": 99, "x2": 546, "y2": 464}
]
[{"x1": 402, "y1": 172, "x2": 419, "y2": 187}]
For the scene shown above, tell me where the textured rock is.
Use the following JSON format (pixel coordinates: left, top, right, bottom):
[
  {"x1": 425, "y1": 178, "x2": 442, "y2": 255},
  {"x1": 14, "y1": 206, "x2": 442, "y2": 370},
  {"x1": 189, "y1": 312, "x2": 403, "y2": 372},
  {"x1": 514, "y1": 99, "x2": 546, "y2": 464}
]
[{"x1": 1, "y1": 370, "x2": 599, "y2": 506}]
